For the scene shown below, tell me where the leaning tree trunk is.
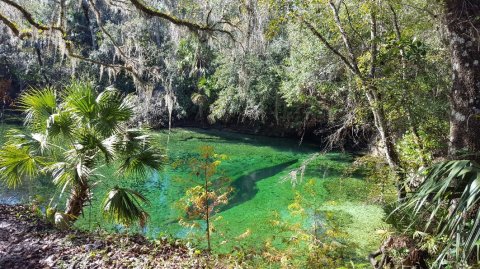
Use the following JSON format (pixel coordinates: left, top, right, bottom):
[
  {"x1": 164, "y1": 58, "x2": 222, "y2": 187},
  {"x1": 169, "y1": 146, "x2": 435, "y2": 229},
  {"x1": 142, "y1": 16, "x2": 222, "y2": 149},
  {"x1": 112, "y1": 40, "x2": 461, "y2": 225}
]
[
  {"x1": 445, "y1": 0, "x2": 480, "y2": 159},
  {"x1": 64, "y1": 180, "x2": 89, "y2": 222}
]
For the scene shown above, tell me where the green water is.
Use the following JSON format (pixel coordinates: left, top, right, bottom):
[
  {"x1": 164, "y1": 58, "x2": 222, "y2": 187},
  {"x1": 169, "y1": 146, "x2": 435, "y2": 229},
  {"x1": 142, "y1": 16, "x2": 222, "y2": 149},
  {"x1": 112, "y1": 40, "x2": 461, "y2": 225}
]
[{"x1": 0, "y1": 126, "x2": 387, "y2": 261}]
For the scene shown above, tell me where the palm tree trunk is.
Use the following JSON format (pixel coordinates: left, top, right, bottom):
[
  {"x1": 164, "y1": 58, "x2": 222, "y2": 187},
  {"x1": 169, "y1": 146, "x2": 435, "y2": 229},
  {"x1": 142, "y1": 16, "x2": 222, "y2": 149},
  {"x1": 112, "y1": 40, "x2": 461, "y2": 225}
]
[{"x1": 64, "y1": 181, "x2": 89, "y2": 221}]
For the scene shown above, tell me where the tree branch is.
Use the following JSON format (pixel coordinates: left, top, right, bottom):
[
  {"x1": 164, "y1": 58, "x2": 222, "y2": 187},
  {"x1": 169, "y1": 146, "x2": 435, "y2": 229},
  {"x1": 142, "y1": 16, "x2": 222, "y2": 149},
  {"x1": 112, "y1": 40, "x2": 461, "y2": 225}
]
[
  {"x1": 302, "y1": 19, "x2": 358, "y2": 76},
  {"x1": 0, "y1": 0, "x2": 141, "y2": 82},
  {"x1": 329, "y1": 0, "x2": 360, "y2": 74},
  {"x1": 128, "y1": 0, "x2": 235, "y2": 40},
  {"x1": 0, "y1": 12, "x2": 18, "y2": 36},
  {"x1": 1, "y1": 0, "x2": 64, "y2": 34},
  {"x1": 0, "y1": 0, "x2": 236, "y2": 86},
  {"x1": 88, "y1": 0, "x2": 126, "y2": 57}
]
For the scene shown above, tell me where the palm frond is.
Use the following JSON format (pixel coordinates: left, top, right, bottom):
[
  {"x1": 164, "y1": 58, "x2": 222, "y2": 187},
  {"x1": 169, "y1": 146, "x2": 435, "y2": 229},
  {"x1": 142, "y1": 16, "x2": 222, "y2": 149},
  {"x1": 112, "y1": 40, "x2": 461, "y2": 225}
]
[
  {"x1": 0, "y1": 144, "x2": 43, "y2": 188},
  {"x1": 114, "y1": 128, "x2": 153, "y2": 155},
  {"x1": 4, "y1": 129, "x2": 49, "y2": 154},
  {"x1": 400, "y1": 160, "x2": 480, "y2": 265},
  {"x1": 118, "y1": 148, "x2": 164, "y2": 178},
  {"x1": 2, "y1": 81, "x2": 163, "y2": 228},
  {"x1": 95, "y1": 88, "x2": 134, "y2": 136},
  {"x1": 44, "y1": 162, "x2": 74, "y2": 187},
  {"x1": 47, "y1": 110, "x2": 76, "y2": 139},
  {"x1": 18, "y1": 87, "x2": 57, "y2": 132},
  {"x1": 102, "y1": 186, "x2": 150, "y2": 226},
  {"x1": 75, "y1": 128, "x2": 115, "y2": 163},
  {"x1": 64, "y1": 81, "x2": 97, "y2": 122}
]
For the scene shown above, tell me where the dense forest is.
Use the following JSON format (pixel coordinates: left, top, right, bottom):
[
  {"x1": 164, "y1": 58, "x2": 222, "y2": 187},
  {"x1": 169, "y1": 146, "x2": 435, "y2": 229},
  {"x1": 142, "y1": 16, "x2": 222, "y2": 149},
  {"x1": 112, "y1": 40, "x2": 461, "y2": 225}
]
[{"x1": 0, "y1": 0, "x2": 480, "y2": 268}]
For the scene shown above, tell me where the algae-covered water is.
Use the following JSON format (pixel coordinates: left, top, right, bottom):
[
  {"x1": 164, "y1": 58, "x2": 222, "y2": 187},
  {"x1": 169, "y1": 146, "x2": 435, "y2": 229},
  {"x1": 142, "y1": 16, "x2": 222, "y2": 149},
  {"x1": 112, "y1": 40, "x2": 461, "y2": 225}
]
[{"x1": 0, "y1": 126, "x2": 387, "y2": 260}]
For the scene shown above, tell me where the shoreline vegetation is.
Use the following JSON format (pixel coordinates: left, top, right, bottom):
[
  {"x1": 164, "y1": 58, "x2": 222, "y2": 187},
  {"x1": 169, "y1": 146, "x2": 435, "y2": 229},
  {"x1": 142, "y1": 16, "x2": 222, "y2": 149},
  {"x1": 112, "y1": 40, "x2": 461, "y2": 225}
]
[{"x1": 1, "y1": 0, "x2": 480, "y2": 267}]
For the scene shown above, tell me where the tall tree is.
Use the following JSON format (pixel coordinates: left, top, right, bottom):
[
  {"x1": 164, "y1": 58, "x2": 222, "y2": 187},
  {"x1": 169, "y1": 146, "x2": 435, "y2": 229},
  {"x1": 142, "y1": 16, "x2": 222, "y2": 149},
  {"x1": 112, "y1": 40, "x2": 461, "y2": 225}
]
[
  {"x1": 444, "y1": 0, "x2": 480, "y2": 159},
  {"x1": 270, "y1": 0, "x2": 410, "y2": 199}
]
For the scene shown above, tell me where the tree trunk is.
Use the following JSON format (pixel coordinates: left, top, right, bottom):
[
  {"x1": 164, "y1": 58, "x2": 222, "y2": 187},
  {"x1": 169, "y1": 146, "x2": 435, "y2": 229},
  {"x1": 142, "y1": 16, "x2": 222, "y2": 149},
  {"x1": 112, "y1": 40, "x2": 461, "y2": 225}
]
[
  {"x1": 367, "y1": 9, "x2": 406, "y2": 200},
  {"x1": 445, "y1": 0, "x2": 480, "y2": 159},
  {"x1": 81, "y1": 0, "x2": 97, "y2": 49},
  {"x1": 64, "y1": 181, "x2": 89, "y2": 222},
  {"x1": 365, "y1": 87, "x2": 406, "y2": 200},
  {"x1": 204, "y1": 161, "x2": 211, "y2": 253}
]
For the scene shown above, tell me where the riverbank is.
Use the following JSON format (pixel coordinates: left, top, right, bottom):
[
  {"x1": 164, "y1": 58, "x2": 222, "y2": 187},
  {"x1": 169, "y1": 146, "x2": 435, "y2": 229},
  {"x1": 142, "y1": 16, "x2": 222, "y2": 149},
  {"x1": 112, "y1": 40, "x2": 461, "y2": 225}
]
[{"x1": 0, "y1": 204, "x2": 209, "y2": 269}]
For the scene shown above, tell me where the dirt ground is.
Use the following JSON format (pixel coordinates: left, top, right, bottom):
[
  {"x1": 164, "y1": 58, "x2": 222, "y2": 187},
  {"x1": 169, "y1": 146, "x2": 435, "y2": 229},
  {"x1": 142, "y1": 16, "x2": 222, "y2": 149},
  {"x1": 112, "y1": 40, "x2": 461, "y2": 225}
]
[{"x1": 0, "y1": 204, "x2": 207, "y2": 269}]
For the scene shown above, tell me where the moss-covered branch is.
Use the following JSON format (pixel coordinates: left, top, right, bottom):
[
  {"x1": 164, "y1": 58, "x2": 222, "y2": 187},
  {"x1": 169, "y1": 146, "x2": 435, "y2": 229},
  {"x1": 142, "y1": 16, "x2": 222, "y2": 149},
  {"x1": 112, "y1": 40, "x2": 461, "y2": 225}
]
[
  {"x1": 0, "y1": 0, "x2": 233, "y2": 84},
  {"x1": 1, "y1": 0, "x2": 64, "y2": 34},
  {"x1": 0, "y1": 12, "x2": 31, "y2": 39},
  {"x1": 0, "y1": 12, "x2": 18, "y2": 36},
  {"x1": 0, "y1": 0, "x2": 144, "y2": 83},
  {"x1": 128, "y1": 0, "x2": 208, "y2": 31},
  {"x1": 128, "y1": 0, "x2": 234, "y2": 39}
]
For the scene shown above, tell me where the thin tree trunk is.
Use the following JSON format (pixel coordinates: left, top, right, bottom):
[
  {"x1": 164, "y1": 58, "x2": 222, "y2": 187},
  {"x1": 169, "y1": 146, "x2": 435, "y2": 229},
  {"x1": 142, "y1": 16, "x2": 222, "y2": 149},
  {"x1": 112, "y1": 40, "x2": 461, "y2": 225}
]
[
  {"x1": 390, "y1": 3, "x2": 426, "y2": 166},
  {"x1": 444, "y1": 0, "x2": 480, "y2": 159},
  {"x1": 303, "y1": 2, "x2": 407, "y2": 200},
  {"x1": 204, "y1": 160, "x2": 211, "y2": 253},
  {"x1": 365, "y1": 87, "x2": 406, "y2": 200},
  {"x1": 368, "y1": 8, "x2": 406, "y2": 200}
]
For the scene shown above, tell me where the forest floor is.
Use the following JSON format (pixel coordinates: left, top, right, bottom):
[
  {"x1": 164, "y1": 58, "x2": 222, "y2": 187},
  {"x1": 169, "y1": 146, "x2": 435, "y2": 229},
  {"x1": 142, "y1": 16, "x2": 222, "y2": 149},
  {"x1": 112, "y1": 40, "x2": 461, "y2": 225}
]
[{"x1": 0, "y1": 204, "x2": 209, "y2": 269}]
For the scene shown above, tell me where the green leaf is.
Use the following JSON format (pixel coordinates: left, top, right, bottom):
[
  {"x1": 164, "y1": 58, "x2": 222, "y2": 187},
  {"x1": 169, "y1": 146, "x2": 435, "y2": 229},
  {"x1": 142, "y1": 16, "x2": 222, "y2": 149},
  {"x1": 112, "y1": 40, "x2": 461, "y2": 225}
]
[
  {"x1": 102, "y1": 186, "x2": 150, "y2": 226},
  {"x1": 399, "y1": 160, "x2": 480, "y2": 265},
  {"x1": 95, "y1": 88, "x2": 134, "y2": 136},
  {"x1": 19, "y1": 87, "x2": 57, "y2": 132},
  {"x1": 0, "y1": 144, "x2": 43, "y2": 188}
]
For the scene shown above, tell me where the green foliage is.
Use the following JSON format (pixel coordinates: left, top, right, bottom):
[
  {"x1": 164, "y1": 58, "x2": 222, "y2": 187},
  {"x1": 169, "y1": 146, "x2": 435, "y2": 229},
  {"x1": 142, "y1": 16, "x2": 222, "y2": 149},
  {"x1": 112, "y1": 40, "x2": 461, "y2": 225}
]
[
  {"x1": 0, "y1": 141, "x2": 41, "y2": 188},
  {"x1": 208, "y1": 42, "x2": 288, "y2": 124},
  {"x1": 0, "y1": 0, "x2": 463, "y2": 265},
  {"x1": 343, "y1": 155, "x2": 397, "y2": 204},
  {"x1": 18, "y1": 87, "x2": 57, "y2": 133},
  {"x1": 102, "y1": 187, "x2": 150, "y2": 227},
  {"x1": 0, "y1": 81, "x2": 164, "y2": 227},
  {"x1": 263, "y1": 180, "x2": 358, "y2": 268},
  {"x1": 177, "y1": 145, "x2": 232, "y2": 251},
  {"x1": 399, "y1": 160, "x2": 480, "y2": 266}
]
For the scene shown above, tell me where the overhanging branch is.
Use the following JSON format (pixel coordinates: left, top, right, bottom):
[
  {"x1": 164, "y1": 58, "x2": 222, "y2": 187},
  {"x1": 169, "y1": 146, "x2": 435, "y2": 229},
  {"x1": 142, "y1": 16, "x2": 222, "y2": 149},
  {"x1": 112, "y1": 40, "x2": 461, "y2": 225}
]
[
  {"x1": 0, "y1": 0, "x2": 234, "y2": 84},
  {"x1": 302, "y1": 19, "x2": 357, "y2": 75},
  {"x1": 0, "y1": 1, "x2": 141, "y2": 83},
  {"x1": 128, "y1": 0, "x2": 235, "y2": 40},
  {"x1": 1, "y1": 0, "x2": 64, "y2": 34}
]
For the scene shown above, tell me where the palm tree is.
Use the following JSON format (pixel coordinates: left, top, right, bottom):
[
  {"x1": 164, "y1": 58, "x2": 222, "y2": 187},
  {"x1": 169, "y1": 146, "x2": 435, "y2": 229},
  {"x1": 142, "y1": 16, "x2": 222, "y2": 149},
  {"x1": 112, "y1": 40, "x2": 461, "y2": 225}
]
[
  {"x1": 398, "y1": 160, "x2": 480, "y2": 266},
  {"x1": 0, "y1": 81, "x2": 164, "y2": 226}
]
